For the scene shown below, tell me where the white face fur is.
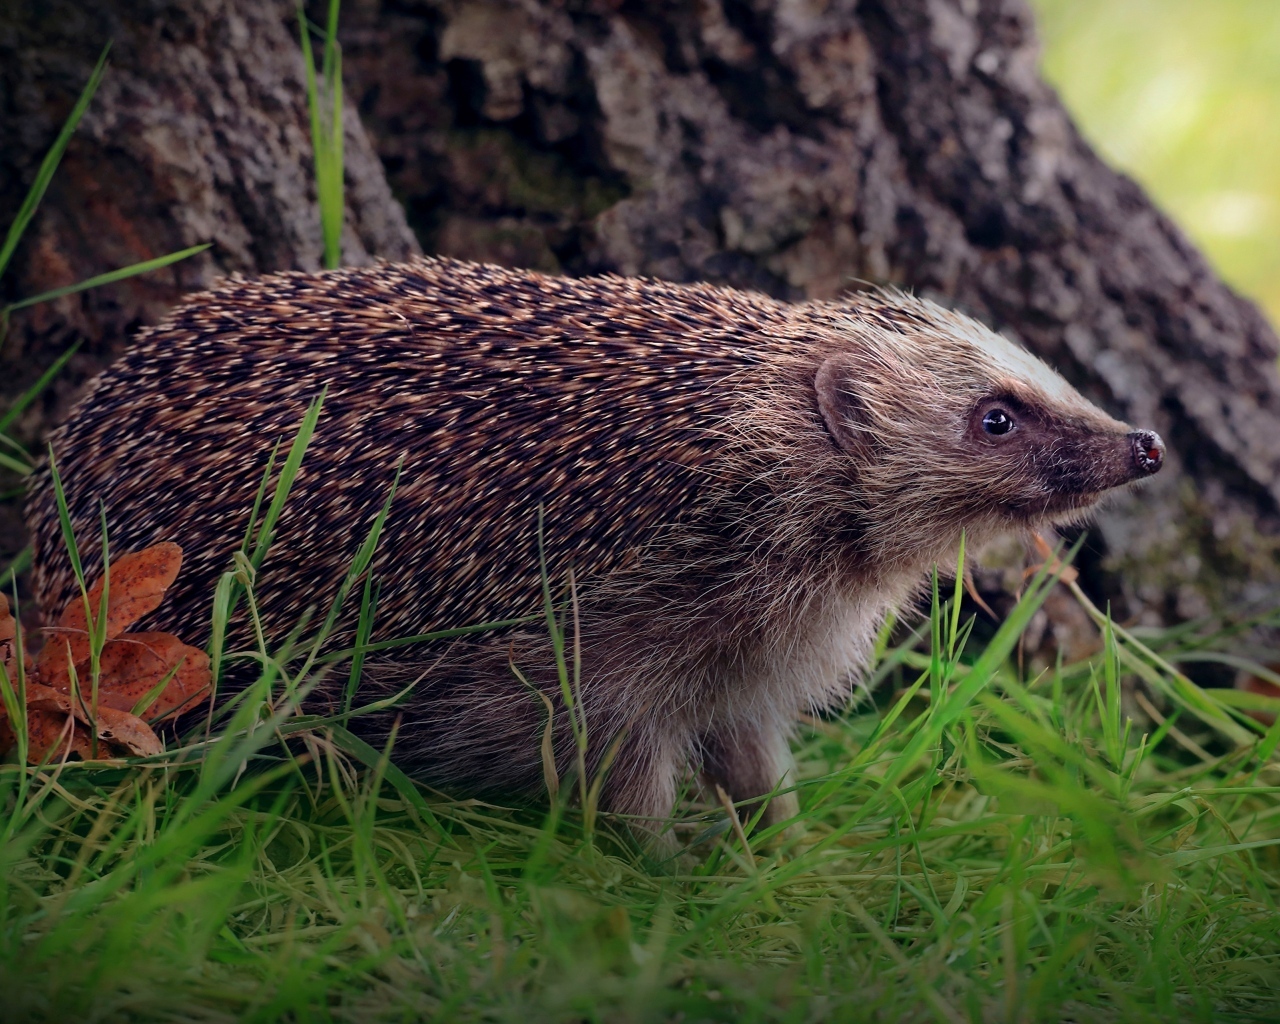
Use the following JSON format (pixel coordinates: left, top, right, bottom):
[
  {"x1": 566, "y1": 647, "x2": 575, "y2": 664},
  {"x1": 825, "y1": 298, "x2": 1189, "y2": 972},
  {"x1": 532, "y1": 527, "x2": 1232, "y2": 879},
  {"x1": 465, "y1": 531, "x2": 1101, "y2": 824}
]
[
  {"x1": 931, "y1": 304, "x2": 1122, "y2": 428},
  {"x1": 806, "y1": 293, "x2": 1161, "y2": 566}
]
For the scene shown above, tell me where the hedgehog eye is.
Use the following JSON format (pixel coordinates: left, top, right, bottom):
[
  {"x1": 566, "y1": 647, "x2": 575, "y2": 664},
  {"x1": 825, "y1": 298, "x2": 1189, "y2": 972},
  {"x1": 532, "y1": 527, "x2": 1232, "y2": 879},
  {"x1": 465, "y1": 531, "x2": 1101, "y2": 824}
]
[{"x1": 982, "y1": 408, "x2": 1015, "y2": 436}]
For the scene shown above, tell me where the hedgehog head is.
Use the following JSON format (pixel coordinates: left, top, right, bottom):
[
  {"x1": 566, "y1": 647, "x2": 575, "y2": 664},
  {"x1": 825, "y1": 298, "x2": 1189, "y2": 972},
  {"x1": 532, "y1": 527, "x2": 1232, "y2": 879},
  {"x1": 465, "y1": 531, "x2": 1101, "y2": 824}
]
[{"x1": 810, "y1": 295, "x2": 1164, "y2": 566}]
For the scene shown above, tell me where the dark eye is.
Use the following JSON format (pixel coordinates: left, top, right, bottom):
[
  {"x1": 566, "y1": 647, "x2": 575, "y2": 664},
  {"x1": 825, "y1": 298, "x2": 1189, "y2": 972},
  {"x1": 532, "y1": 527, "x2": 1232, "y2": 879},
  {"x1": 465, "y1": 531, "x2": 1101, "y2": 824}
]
[{"x1": 982, "y1": 408, "x2": 1015, "y2": 436}]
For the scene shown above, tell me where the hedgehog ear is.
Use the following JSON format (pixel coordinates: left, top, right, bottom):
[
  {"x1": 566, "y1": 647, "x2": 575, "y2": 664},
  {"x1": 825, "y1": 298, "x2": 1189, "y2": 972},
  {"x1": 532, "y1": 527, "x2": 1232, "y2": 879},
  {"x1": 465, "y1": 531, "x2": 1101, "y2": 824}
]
[{"x1": 815, "y1": 355, "x2": 870, "y2": 457}]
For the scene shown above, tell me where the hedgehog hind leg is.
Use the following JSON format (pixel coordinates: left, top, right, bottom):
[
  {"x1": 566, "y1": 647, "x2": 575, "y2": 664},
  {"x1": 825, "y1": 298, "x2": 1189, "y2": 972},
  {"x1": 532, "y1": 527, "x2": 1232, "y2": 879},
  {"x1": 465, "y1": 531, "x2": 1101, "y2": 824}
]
[
  {"x1": 349, "y1": 649, "x2": 549, "y2": 797},
  {"x1": 701, "y1": 717, "x2": 800, "y2": 829},
  {"x1": 594, "y1": 720, "x2": 690, "y2": 856}
]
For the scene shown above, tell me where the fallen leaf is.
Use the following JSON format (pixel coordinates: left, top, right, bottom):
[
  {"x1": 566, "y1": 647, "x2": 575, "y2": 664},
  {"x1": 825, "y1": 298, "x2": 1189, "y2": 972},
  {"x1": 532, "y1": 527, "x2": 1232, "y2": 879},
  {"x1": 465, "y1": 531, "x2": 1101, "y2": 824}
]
[
  {"x1": 37, "y1": 542, "x2": 183, "y2": 681},
  {"x1": 0, "y1": 715, "x2": 17, "y2": 758},
  {"x1": 25, "y1": 707, "x2": 94, "y2": 763},
  {"x1": 24, "y1": 681, "x2": 163, "y2": 759},
  {"x1": 92, "y1": 632, "x2": 212, "y2": 721},
  {"x1": 76, "y1": 541, "x2": 183, "y2": 639},
  {"x1": 0, "y1": 592, "x2": 28, "y2": 750},
  {"x1": 92, "y1": 703, "x2": 166, "y2": 757},
  {"x1": 34, "y1": 634, "x2": 82, "y2": 694},
  {"x1": 0, "y1": 541, "x2": 207, "y2": 764},
  {"x1": 0, "y1": 591, "x2": 24, "y2": 684}
]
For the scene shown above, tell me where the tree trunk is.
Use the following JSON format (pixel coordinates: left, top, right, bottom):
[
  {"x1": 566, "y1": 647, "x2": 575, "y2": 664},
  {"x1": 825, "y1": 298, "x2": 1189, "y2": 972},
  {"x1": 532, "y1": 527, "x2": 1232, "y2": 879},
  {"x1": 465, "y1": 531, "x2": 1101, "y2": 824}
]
[
  {"x1": 0, "y1": 0, "x2": 419, "y2": 459},
  {"x1": 3, "y1": 0, "x2": 1278, "y2": 627}
]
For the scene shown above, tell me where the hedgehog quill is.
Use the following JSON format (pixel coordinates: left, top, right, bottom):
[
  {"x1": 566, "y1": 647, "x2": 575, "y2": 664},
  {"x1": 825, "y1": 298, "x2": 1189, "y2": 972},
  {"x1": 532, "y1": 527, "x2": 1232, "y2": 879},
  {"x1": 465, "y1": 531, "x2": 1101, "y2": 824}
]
[{"x1": 26, "y1": 258, "x2": 1164, "y2": 839}]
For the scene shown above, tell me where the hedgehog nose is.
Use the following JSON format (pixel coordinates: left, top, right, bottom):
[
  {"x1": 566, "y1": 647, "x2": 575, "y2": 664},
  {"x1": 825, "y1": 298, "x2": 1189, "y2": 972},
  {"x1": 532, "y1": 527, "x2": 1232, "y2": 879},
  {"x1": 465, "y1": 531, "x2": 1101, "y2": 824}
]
[{"x1": 1130, "y1": 430, "x2": 1165, "y2": 476}]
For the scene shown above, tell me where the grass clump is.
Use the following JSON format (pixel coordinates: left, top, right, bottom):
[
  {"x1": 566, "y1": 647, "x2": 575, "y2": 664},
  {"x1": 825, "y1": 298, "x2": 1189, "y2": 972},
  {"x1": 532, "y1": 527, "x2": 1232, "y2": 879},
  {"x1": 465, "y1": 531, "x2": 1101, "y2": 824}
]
[{"x1": 1, "y1": 512, "x2": 1279, "y2": 1022}]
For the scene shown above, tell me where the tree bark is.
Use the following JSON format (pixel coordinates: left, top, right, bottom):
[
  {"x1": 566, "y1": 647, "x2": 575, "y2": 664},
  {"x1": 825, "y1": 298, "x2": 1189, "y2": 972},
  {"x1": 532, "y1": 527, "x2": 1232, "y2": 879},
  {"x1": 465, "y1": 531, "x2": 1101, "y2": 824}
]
[
  {"x1": 3, "y1": 0, "x2": 1278, "y2": 626},
  {"x1": 0, "y1": 0, "x2": 419, "y2": 448}
]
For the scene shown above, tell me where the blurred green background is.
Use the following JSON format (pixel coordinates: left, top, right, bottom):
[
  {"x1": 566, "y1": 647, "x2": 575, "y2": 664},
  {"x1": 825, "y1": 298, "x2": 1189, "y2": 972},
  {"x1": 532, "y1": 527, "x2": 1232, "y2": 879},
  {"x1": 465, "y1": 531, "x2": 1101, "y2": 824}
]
[{"x1": 1031, "y1": 0, "x2": 1280, "y2": 329}]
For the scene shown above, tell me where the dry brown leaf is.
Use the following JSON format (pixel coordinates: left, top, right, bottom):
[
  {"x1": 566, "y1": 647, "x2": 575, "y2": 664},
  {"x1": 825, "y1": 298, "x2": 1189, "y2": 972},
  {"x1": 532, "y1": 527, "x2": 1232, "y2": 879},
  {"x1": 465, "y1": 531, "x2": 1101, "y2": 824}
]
[
  {"x1": 23, "y1": 680, "x2": 163, "y2": 759},
  {"x1": 0, "y1": 591, "x2": 25, "y2": 684},
  {"x1": 0, "y1": 591, "x2": 15, "y2": 646},
  {"x1": 37, "y1": 542, "x2": 183, "y2": 681},
  {"x1": 0, "y1": 592, "x2": 27, "y2": 747},
  {"x1": 92, "y1": 703, "x2": 166, "y2": 757},
  {"x1": 0, "y1": 541, "x2": 206, "y2": 764},
  {"x1": 25, "y1": 707, "x2": 94, "y2": 763},
  {"x1": 75, "y1": 541, "x2": 183, "y2": 639},
  {"x1": 0, "y1": 592, "x2": 13, "y2": 639},
  {"x1": 92, "y1": 632, "x2": 212, "y2": 721},
  {"x1": 34, "y1": 634, "x2": 82, "y2": 691}
]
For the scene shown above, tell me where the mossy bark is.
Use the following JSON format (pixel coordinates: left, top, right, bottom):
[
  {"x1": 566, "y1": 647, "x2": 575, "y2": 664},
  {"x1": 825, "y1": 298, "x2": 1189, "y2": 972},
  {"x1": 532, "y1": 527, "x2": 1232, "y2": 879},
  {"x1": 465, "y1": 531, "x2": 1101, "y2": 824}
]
[{"x1": 3, "y1": 0, "x2": 1278, "y2": 623}]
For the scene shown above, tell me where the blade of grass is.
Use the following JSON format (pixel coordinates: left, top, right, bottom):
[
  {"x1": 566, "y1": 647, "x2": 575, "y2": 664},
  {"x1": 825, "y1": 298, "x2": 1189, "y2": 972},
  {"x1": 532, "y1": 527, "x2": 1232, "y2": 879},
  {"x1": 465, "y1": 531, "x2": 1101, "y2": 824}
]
[
  {"x1": 2, "y1": 245, "x2": 211, "y2": 317},
  {"x1": 0, "y1": 342, "x2": 81, "y2": 438},
  {"x1": 0, "y1": 450, "x2": 32, "y2": 476},
  {"x1": 1064, "y1": 577, "x2": 1254, "y2": 745},
  {"x1": 0, "y1": 45, "x2": 110, "y2": 282},
  {"x1": 344, "y1": 574, "x2": 379, "y2": 716},
  {"x1": 249, "y1": 390, "x2": 326, "y2": 572},
  {"x1": 325, "y1": 723, "x2": 449, "y2": 839},
  {"x1": 318, "y1": 615, "x2": 539, "y2": 663},
  {"x1": 298, "y1": 0, "x2": 345, "y2": 268},
  {"x1": 294, "y1": 461, "x2": 401, "y2": 682}
]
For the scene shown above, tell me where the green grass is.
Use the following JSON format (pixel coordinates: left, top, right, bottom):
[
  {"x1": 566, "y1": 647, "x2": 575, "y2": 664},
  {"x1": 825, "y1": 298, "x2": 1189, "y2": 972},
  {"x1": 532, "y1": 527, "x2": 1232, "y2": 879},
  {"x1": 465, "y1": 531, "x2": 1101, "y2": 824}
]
[
  {"x1": 299, "y1": 0, "x2": 346, "y2": 270},
  {"x1": 3, "y1": 511, "x2": 1279, "y2": 1021}
]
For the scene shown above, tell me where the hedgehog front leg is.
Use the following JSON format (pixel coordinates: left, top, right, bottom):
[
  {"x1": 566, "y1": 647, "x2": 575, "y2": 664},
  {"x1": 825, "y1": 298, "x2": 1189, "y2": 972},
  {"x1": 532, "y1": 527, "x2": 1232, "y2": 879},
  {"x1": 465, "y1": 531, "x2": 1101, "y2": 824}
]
[{"x1": 701, "y1": 717, "x2": 800, "y2": 828}]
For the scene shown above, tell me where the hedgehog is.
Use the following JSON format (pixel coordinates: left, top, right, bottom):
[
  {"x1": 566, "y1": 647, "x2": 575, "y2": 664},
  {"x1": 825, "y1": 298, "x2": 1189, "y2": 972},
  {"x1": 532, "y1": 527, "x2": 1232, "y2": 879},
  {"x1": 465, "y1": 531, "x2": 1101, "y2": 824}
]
[{"x1": 25, "y1": 257, "x2": 1164, "y2": 837}]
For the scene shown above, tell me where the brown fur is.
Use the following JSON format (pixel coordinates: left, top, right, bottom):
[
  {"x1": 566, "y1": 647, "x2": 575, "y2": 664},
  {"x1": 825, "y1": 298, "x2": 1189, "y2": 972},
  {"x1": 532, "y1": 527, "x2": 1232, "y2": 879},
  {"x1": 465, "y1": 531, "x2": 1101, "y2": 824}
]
[{"x1": 25, "y1": 257, "x2": 1162, "y2": 838}]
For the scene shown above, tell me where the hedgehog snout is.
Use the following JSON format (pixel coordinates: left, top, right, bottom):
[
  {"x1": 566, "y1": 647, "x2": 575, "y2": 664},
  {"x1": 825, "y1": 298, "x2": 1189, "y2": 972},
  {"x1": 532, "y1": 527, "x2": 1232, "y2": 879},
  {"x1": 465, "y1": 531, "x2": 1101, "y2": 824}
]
[{"x1": 1129, "y1": 430, "x2": 1165, "y2": 477}]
